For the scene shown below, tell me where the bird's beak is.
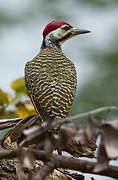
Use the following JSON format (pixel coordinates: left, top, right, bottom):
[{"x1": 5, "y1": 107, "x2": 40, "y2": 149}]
[{"x1": 71, "y1": 28, "x2": 91, "y2": 36}]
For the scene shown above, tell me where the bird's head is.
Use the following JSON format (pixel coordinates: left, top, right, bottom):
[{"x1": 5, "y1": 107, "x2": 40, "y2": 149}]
[{"x1": 41, "y1": 20, "x2": 90, "y2": 48}]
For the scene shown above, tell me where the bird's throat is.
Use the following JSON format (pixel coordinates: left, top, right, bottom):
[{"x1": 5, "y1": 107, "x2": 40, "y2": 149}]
[{"x1": 41, "y1": 34, "x2": 61, "y2": 50}]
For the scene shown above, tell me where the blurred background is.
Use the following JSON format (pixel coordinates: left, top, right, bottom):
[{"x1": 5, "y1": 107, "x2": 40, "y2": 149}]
[{"x1": 0, "y1": 0, "x2": 118, "y2": 179}]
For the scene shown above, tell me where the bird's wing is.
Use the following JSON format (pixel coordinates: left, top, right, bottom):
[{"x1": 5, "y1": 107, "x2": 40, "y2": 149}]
[{"x1": 25, "y1": 49, "x2": 77, "y2": 119}]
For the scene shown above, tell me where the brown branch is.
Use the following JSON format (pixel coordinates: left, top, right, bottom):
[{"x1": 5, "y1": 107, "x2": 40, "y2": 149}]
[
  {"x1": 32, "y1": 162, "x2": 55, "y2": 180},
  {"x1": 0, "y1": 118, "x2": 22, "y2": 123},
  {"x1": 0, "y1": 115, "x2": 34, "y2": 130},
  {"x1": 0, "y1": 148, "x2": 118, "y2": 179},
  {"x1": 69, "y1": 106, "x2": 118, "y2": 120},
  {"x1": 30, "y1": 149, "x2": 118, "y2": 179},
  {"x1": 19, "y1": 117, "x2": 70, "y2": 147},
  {"x1": 0, "y1": 149, "x2": 20, "y2": 159},
  {"x1": 1, "y1": 106, "x2": 118, "y2": 179},
  {"x1": 0, "y1": 118, "x2": 23, "y2": 130},
  {"x1": 11, "y1": 106, "x2": 117, "y2": 150},
  {"x1": 52, "y1": 154, "x2": 118, "y2": 179},
  {"x1": 1, "y1": 106, "x2": 118, "y2": 128},
  {"x1": 19, "y1": 106, "x2": 118, "y2": 147}
]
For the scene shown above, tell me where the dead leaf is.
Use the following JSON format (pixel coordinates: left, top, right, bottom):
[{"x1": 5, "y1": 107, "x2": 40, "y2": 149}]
[
  {"x1": 94, "y1": 143, "x2": 109, "y2": 172},
  {"x1": 16, "y1": 102, "x2": 35, "y2": 117},
  {"x1": 101, "y1": 121, "x2": 118, "y2": 159}
]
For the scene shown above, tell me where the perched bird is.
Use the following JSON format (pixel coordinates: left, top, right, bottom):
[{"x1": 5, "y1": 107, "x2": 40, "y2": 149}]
[{"x1": 25, "y1": 20, "x2": 90, "y2": 121}]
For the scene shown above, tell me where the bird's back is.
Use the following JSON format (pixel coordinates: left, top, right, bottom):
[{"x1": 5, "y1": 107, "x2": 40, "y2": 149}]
[{"x1": 25, "y1": 48, "x2": 77, "y2": 119}]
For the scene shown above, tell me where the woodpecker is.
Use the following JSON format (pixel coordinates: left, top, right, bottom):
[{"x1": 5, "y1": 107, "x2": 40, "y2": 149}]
[{"x1": 25, "y1": 20, "x2": 90, "y2": 121}]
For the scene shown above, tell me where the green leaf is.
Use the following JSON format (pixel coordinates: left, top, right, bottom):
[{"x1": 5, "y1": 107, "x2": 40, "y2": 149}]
[
  {"x1": 11, "y1": 78, "x2": 27, "y2": 95},
  {"x1": 10, "y1": 93, "x2": 23, "y2": 105},
  {"x1": 0, "y1": 89, "x2": 9, "y2": 106},
  {"x1": 0, "y1": 111, "x2": 17, "y2": 119}
]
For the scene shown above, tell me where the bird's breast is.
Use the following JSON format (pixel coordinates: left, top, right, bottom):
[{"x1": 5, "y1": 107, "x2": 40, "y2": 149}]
[{"x1": 25, "y1": 48, "x2": 77, "y2": 118}]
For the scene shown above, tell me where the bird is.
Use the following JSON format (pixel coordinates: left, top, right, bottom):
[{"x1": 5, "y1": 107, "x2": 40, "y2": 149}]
[{"x1": 25, "y1": 20, "x2": 90, "y2": 122}]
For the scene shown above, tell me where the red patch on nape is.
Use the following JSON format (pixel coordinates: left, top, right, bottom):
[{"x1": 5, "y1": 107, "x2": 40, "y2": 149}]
[{"x1": 43, "y1": 20, "x2": 73, "y2": 39}]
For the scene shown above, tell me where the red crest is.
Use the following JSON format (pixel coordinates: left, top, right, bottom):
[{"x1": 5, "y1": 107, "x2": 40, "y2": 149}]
[{"x1": 43, "y1": 20, "x2": 73, "y2": 39}]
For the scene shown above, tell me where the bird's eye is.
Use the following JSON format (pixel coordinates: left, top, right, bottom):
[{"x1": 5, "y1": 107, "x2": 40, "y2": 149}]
[{"x1": 61, "y1": 25, "x2": 71, "y2": 31}]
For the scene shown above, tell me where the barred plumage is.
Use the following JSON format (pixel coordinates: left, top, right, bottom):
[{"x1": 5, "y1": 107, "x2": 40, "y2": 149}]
[
  {"x1": 25, "y1": 48, "x2": 77, "y2": 119},
  {"x1": 25, "y1": 20, "x2": 90, "y2": 121}
]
